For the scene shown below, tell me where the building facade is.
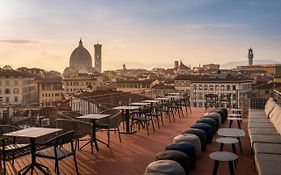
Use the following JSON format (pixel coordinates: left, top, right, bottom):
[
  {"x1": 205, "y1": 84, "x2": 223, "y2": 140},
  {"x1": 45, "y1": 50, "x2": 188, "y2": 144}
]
[
  {"x1": 62, "y1": 73, "x2": 104, "y2": 97},
  {"x1": 174, "y1": 74, "x2": 253, "y2": 108},
  {"x1": 38, "y1": 78, "x2": 64, "y2": 106},
  {"x1": 0, "y1": 65, "x2": 36, "y2": 105}
]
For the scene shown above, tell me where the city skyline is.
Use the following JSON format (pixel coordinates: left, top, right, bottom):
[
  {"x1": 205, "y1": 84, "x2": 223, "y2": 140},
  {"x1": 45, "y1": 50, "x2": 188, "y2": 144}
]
[{"x1": 1, "y1": 0, "x2": 281, "y2": 72}]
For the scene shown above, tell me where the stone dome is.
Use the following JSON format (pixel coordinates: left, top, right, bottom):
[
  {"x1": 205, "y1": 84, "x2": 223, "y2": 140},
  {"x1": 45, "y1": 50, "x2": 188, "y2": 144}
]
[{"x1": 69, "y1": 39, "x2": 92, "y2": 70}]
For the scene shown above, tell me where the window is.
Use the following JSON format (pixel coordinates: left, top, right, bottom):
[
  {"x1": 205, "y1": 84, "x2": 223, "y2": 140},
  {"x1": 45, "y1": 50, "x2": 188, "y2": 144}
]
[
  {"x1": 14, "y1": 96, "x2": 18, "y2": 103},
  {"x1": 215, "y1": 85, "x2": 219, "y2": 91},
  {"x1": 193, "y1": 85, "x2": 197, "y2": 90},
  {"x1": 13, "y1": 88, "x2": 19, "y2": 94},
  {"x1": 221, "y1": 85, "x2": 225, "y2": 91},
  {"x1": 5, "y1": 88, "x2": 10, "y2": 94},
  {"x1": 204, "y1": 85, "x2": 208, "y2": 90},
  {"x1": 5, "y1": 97, "x2": 9, "y2": 103},
  {"x1": 226, "y1": 85, "x2": 230, "y2": 90},
  {"x1": 210, "y1": 85, "x2": 214, "y2": 90},
  {"x1": 233, "y1": 85, "x2": 236, "y2": 90},
  {"x1": 199, "y1": 85, "x2": 202, "y2": 90}
]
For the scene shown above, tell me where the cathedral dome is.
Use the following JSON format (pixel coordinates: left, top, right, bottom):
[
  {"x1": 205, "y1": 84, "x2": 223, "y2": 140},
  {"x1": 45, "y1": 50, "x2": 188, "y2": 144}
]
[{"x1": 69, "y1": 39, "x2": 92, "y2": 70}]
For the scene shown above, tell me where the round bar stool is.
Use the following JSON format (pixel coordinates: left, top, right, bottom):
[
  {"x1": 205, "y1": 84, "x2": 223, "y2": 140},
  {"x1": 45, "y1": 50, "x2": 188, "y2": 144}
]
[
  {"x1": 216, "y1": 137, "x2": 238, "y2": 154},
  {"x1": 173, "y1": 134, "x2": 201, "y2": 158},
  {"x1": 155, "y1": 150, "x2": 191, "y2": 175},
  {"x1": 145, "y1": 160, "x2": 185, "y2": 175},
  {"x1": 182, "y1": 128, "x2": 207, "y2": 152},
  {"x1": 228, "y1": 114, "x2": 242, "y2": 129},
  {"x1": 165, "y1": 142, "x2": 196, "y2": 169},
  {"x1": 197, "y1": 118, "x2": 218, "y2": 132},
  {"x1": 191, "y1": 123, "x2": 213, "y2": 143},
  {"x1": 209, "y1": 151, "x2": 237, "y2": 175}
]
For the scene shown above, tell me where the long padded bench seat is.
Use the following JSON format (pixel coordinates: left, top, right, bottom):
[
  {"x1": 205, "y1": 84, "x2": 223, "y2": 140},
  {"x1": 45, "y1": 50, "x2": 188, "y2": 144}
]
[
  {"x1": 253, "y1": 143, "x2": 281, "y2": 154},
  {"x1": 248, "y1": 98, "x2": 281, "y2": 175},
  {"x1": 248, "y1": 128, "x2": 278, "y2": 135},
  {"x1": 255, "y1": 154, "x2": 281, "y2": 175}
]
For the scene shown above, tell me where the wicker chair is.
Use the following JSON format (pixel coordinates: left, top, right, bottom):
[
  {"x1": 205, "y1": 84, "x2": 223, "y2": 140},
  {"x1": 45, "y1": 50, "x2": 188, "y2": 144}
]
[
  {"x1": 0, "y1": 125, "x2": 30, "y2": 174},
  {"x1": 56, "y1": 119, "x2": 92, "y2": 151},
  {"x1": 35, "y1": 131, "x2": 79, "y2": 175},
  {"x1": 96, "y1": 109, "x2": 122, "y2": 146}
]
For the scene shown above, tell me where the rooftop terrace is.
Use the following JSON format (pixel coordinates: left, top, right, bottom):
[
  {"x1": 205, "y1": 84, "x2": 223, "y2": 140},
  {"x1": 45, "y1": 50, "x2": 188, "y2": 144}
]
[{"x1": 2, "y1": 107, "x2": 257, "y2": 175}]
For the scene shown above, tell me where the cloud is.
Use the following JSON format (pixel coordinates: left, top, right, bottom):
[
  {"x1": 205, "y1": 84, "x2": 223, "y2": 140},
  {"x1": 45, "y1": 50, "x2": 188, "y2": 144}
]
[
  {"x1": 185, "y1": 23, "x2": 246, "y2": 31},
  {"x1": 0, "y1": 39, "x2": 37, "y2": 44}
]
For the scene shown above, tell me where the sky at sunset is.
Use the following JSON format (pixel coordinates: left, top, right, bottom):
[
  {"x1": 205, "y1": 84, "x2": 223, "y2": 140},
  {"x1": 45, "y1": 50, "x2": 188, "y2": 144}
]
[{"x1": 0, "y1": 0, "x2": 281, "y2": 72}]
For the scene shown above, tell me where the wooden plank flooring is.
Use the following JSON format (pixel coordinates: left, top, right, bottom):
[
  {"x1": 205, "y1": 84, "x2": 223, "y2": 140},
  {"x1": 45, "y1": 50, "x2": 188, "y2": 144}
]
[{"x1": 1, "y1": 108, "x2": 257, "y2": 175}]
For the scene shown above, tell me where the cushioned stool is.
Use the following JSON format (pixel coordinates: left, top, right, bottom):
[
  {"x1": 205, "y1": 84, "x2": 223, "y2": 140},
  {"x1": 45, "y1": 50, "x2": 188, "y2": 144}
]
[
  {"x1": 182, "y1": 128, "x2": 207, "y2": 152},
  {"x1": 165, "y1": 142, "x2": 196, "y2": 169},
  {"x1": 155, "y1": 150, "x2": 191, "y2": 175},
  {"x1": 145, "y1": 160, "x2": 185, "y2": 175},
  {"x1": 202, "y1": 113, "x2": 221, "y2": 126},
  {"x1": 197, "y1": 118, "x2": 218, "y2": 132},
  {"x1": 213, "y1": 109, "x2": 227, "y2": 123},
  {"x1": 191, "y1": 123, "x2": 213, "y2": 143},
  {"x1": 173, "y1": 134, "x2": 201, "y2": 158}
]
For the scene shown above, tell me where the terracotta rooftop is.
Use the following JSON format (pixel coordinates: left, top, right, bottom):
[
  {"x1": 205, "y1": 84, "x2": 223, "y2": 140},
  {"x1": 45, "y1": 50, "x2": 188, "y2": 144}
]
[{"x1": 4, "y1": 107, "x2": 257, "y2": 175}]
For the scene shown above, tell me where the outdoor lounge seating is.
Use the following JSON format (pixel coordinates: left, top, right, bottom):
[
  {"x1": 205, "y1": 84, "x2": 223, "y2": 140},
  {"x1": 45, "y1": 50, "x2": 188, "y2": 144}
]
[
  {"x1": 96, "y1": 109, "x2": 123, "y2": 146},
  {"x1": 145, "y1": 160, "x2": 185, "y2": 175},
  {"x1": 0, "y1": 125, "x2": 30, "y2": 174},
  {"x1": 35, "y1": 131, "x2": 79, "y2": 175},
  {"x1": 248, "y1": 97, "x2": 281, "y2": 175}
]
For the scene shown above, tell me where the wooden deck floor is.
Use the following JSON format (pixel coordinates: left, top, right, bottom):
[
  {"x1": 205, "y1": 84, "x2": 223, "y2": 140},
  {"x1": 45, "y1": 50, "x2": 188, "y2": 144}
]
[{"x1": 2, "y1": 108, "x2": 257, "y2": 175}]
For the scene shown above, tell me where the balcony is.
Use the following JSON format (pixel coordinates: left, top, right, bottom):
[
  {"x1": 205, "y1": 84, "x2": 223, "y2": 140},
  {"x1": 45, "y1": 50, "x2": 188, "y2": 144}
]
[{"x1": 2, "y1": 107, "x2": 257, "y2": 175}]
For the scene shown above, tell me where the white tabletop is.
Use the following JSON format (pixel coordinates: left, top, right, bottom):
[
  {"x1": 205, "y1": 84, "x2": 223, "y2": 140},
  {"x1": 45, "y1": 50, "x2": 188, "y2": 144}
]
[
  {"x1": 76, "y1": 114, "x2": 110, "y2": 120},
  {"x1": 130, "y1": 102, "x2": 150, "y2": 106},
  {"x1": 155, "y1": 97, "x2": 171, "y2": 101},
  {"x1": 227, "y1": 117, "x2": 242, "y2": 121},
  {"x1": 143, "y1": 100, "x2": 160, "y2": 103},
  {"x1": 229, "y1": 113, "x2": 242, "y2": 117},
  {"x1": 209, "y1": 151, "x2": 238, "y2": 161},
  {"x1": 168, "y1": 92, "x2": 180, "y2": 95},
  {"x1": 231, "y1": 108, "x2": 242, "y2": 112},
  {"x1": 113, "y1": 105, "x2": 141, "y2": 110},
  {"x1": 218, "y1": 128, "x2": 245, "y2": 137},
  {"x1": 4, "y1": 127, "x2": 62, "y2": 138}
]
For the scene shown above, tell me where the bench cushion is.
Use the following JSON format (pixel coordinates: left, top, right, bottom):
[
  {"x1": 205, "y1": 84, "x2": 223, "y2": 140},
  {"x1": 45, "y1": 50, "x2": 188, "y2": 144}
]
[
  {"x1": 248, "y1": 128, "x2": 278, "y2": 135},
  {"x1": 250, "y1": 135, "x2": 281, "y2": 146},
  {"x1": 248, "y1": 122, "x2": 274, "y2": 128},
  {"x1": 253, "y1": 143, "x2": 281, "y2": 154},
  {"x1": 255, "y1": 153, "x2": 281, "y2": 175}
]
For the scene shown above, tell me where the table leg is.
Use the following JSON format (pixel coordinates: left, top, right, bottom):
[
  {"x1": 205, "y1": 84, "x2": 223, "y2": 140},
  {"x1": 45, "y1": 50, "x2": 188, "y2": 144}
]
[
  {"x1": 220, "y1": 143, "x2": 224, "y2": 151},
  {"x1": 229, "y1": 120, "x2": 233, "y2": 128},
  {"x1": 237, "y1": 120, "x2": 241, "y2": 129},
  {"x1": 228, "y1": 161, "x2": 235, "y2": 175},
  {"x1": 212, "y1": 160, "x2": 219, "y2": 175},
  {"x1": 20, "y1": 138, "x2": 49, "y2": 175},
  {"x1": 237, "y1": 137, "x2": 243, "y2": 154},
  {"x1": 120, "y1": 109, "x2": 136, "y2": 134},
  {"x1": 92, "y1": 120, "x2": 99, "y2": 153}
]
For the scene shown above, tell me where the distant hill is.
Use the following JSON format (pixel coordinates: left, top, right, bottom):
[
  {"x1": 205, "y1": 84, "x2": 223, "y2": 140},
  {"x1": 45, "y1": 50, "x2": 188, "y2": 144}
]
[{"x1": 221, "y1": 59, "x2": 281, "y2": 69}]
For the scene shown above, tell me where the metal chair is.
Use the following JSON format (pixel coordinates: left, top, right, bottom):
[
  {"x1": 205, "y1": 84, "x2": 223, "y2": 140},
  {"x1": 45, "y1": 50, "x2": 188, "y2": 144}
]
[
  {"x1": 35, "y1": 131, "x2": 79, "y2": 175},
  {"x1": 96, "y1": 109, "x2": 122, "y2": 146},
  {"x1": 205, "y1": 93, "x2": 219, "y2": 111},
  {"x1": 56, "y1": 119, "x2": 92, "y2": 151}
]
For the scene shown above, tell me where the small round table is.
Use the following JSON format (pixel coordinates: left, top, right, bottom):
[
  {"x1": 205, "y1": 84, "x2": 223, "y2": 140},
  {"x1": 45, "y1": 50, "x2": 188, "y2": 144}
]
[
  {"x1": 218, "y1": 128, "x2": 245, "y2": 154},
  {"x1": 209, "y1": 151, "x2": 237, "y2": 175},
  {"x1": 216, "y1": 137, "x2": 239, "y2": 153},
  {"x1": 228, "y1": 117, "x2": 242, "y2": 129}
]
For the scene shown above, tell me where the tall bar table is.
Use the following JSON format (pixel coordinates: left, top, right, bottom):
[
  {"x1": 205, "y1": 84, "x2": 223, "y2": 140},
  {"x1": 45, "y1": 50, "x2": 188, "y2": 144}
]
[
  {"x1": 76, "y1": 114, "x2": 110, "y2": 154},
  {"x1": 113, "y1": 106, "x2": 141, "y2": 134}
]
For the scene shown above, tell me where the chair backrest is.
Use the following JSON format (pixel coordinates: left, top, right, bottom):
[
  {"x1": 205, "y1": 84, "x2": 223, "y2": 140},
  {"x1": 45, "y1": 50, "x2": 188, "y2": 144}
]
[
  {"x1": 56, "y1": 119, "x2": 91, "y2": 139},
  {"x1": 0, "y1": 125, "x2": 21, "y2": 135},
  {"x1": 58, "y1": 111, "x2": 83, "y2": 119},
  {"x1": 108, "y1": 111, "x2": 122, "y2": 128},
  {"x1": 44, "y1": 131, "x2": 75, "y2": 147}
]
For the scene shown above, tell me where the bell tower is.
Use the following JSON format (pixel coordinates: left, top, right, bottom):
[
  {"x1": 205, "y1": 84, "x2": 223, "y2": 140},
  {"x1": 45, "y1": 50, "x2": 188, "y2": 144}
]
[
  {"x1": 248, "y1": 47, "x2": 254, "y2": 66},
  {"x1": 94, "y1": 43, "x2": 102, "y2": 73}
]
